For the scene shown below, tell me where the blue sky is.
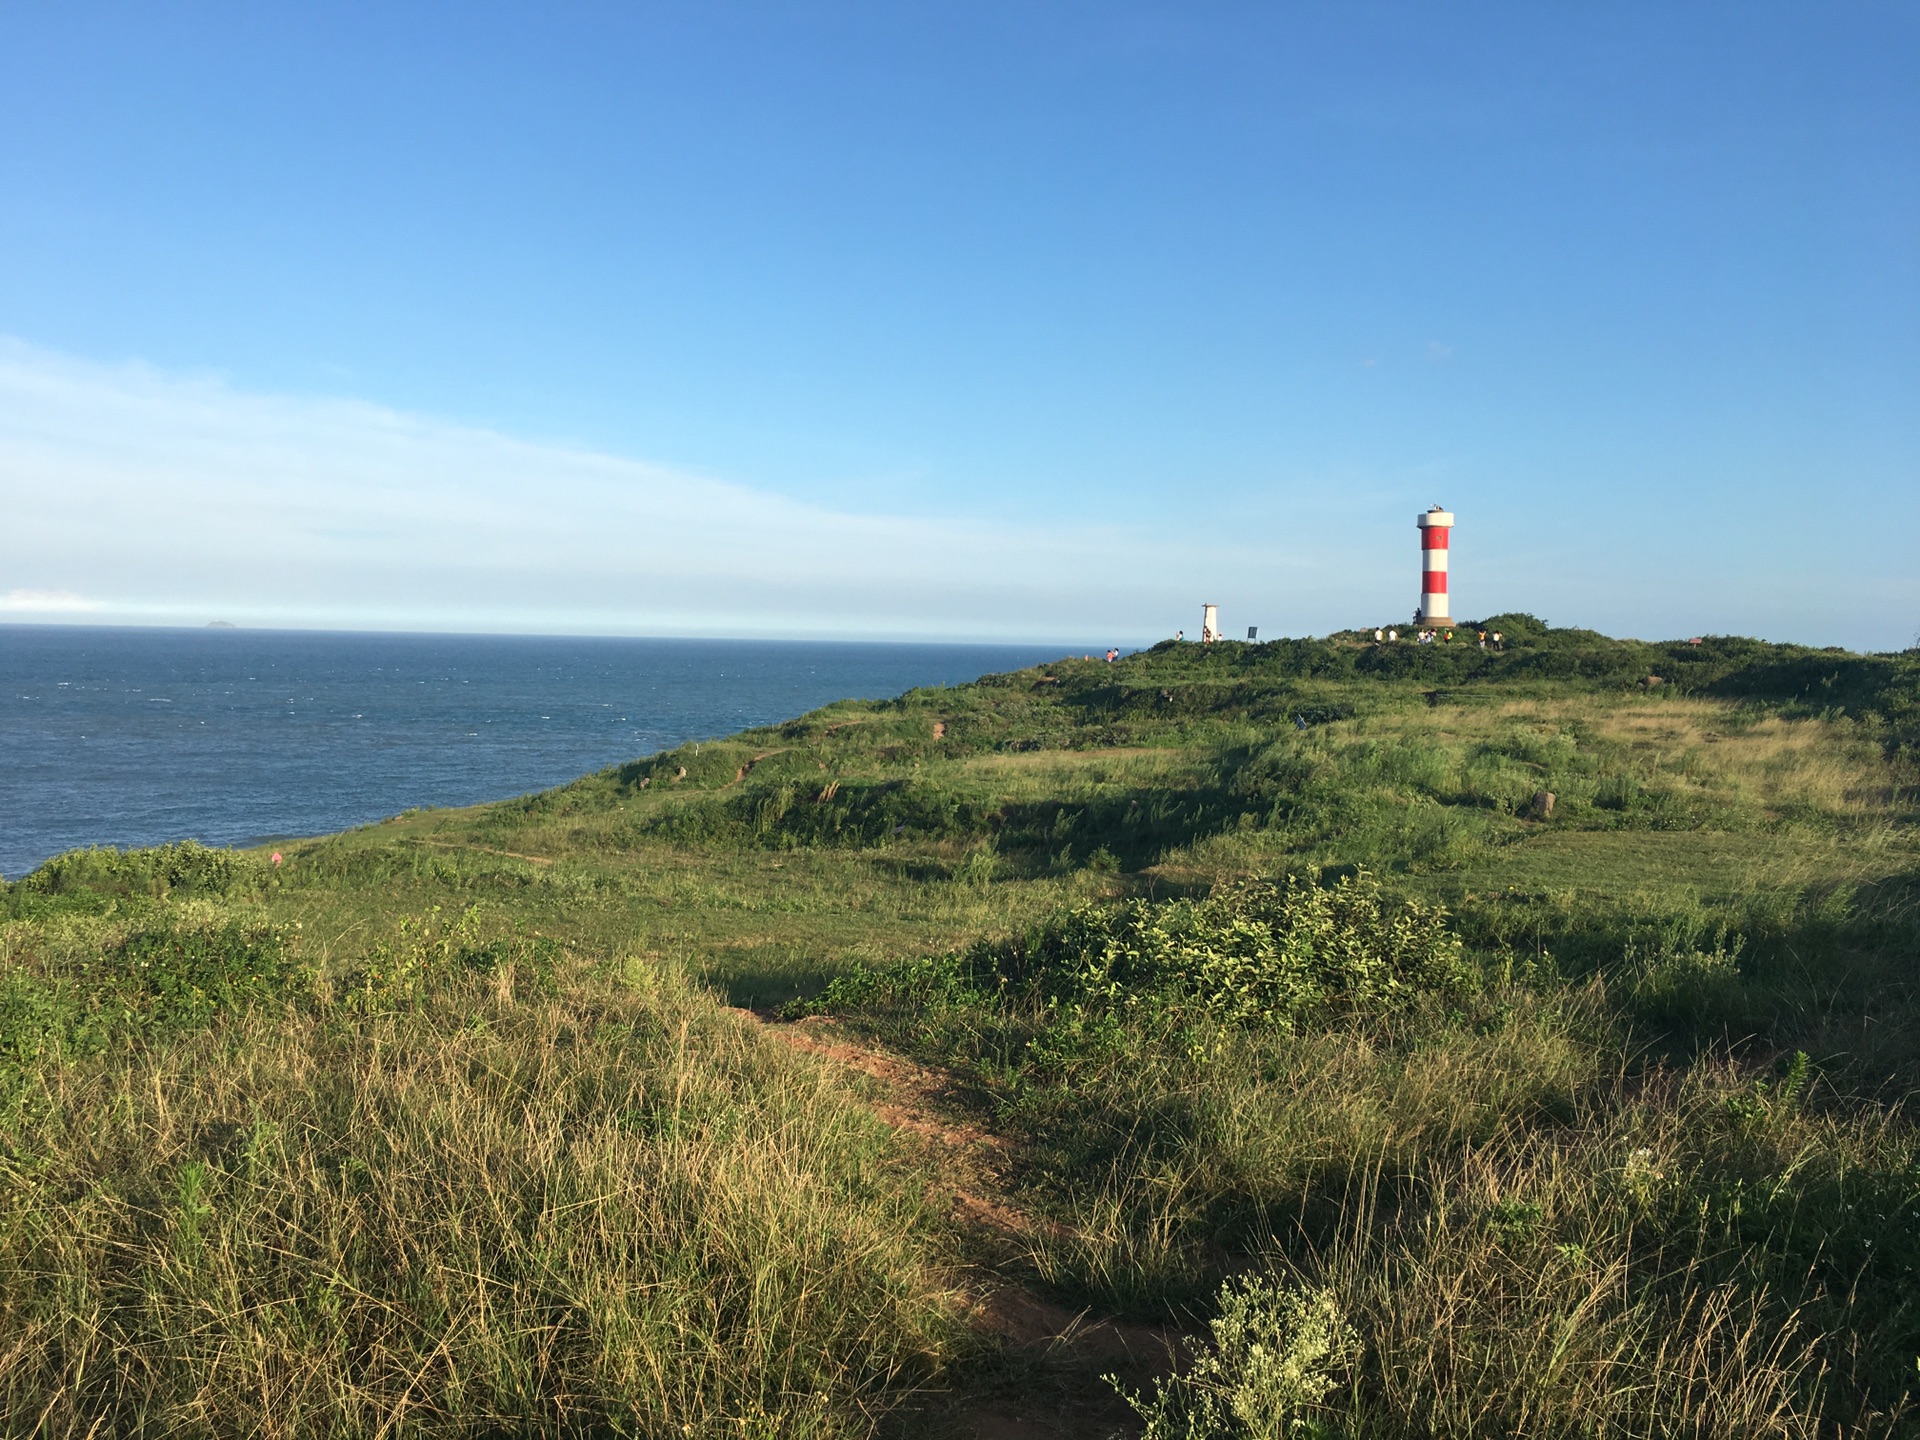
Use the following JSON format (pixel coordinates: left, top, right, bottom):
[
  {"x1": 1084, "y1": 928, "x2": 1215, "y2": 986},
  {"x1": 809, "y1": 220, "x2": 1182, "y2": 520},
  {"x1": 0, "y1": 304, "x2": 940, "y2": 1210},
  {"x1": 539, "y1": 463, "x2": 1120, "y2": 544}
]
[{"x1": 1, "y1": 3, "x2": 1914, "y2": 647}]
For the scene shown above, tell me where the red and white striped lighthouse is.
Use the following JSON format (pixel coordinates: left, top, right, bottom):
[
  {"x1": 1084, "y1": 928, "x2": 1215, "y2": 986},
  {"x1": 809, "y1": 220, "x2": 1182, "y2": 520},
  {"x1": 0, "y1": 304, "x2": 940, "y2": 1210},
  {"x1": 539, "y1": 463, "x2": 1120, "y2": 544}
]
[{"x1": 1416, "y1": 507, "x2": 1454, "y2": 626}]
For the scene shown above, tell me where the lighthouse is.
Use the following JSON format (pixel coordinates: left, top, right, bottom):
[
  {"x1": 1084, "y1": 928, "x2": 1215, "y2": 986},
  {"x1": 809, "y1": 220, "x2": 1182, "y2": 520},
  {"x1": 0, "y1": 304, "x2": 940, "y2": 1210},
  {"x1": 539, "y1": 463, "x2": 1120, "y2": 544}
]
[{"x1": 1416, "y1": 507, "x2": 1454, "y2": 626}]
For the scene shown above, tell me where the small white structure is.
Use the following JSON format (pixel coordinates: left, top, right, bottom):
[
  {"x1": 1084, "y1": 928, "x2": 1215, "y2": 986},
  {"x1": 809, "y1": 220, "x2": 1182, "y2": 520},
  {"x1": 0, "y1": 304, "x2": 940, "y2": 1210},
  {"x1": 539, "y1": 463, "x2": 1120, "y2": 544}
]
[
  {"x1": 1201, "y1": 604, "x2": 1220, "y2": 643},
  {"x1": 1416, "y1": 507, "x2": 1454, "y2": 626}
]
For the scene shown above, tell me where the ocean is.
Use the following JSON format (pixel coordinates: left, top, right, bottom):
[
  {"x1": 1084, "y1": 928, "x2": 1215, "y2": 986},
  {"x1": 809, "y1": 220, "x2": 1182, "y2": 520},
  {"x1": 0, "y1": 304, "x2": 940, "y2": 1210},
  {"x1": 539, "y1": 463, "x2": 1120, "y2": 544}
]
[{"x1": 0, "y1": 626, "x2": 1073, "y2": 879}]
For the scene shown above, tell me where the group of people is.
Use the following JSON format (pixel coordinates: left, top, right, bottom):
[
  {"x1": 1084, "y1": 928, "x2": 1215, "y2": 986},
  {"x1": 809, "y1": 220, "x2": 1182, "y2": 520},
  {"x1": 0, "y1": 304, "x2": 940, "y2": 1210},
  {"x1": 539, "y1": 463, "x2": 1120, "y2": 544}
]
[
  {"x1": 1158, "y1": 626, "x2": 1509, "y2": 650},
  {"x1": 1372, "y1": 627, "x2": 1504, "y2": 648}
]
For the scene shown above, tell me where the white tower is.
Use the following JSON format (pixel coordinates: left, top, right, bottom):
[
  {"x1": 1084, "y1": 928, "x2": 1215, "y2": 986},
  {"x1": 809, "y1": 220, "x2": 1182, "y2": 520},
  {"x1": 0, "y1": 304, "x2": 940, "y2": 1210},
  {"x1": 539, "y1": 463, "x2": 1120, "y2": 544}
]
[
  {"x1": 1201, "y1": 604, "x2": 1220, "y2": 643},
  {"x1": 1416, "y1": 508, "x2": 1454, "y2": 626}
]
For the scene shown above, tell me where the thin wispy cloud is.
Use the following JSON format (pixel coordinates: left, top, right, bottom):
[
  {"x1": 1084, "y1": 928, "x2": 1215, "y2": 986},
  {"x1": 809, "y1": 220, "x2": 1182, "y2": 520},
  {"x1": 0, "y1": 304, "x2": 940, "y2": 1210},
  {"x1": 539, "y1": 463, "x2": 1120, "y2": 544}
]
[{"x1": 0, "y1": 340, "x2": 1344, "y2": 641}]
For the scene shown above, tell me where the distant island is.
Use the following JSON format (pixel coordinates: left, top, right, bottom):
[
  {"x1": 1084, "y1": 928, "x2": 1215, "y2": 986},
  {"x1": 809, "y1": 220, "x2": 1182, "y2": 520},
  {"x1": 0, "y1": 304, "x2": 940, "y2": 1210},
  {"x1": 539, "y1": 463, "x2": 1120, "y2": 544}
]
[{"x1": 205, "y1": 620, "x2": 236, "y2": 628}]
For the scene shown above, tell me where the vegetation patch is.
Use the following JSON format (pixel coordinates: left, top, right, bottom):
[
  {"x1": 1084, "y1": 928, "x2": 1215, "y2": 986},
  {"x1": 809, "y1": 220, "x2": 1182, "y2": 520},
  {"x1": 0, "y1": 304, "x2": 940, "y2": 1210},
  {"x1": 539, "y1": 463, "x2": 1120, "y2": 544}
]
[
  {"x1": 1, "y1": 619, "x2": 1916, "y2": 1434},
  {"x1": 811, "y1": 870, "x2": 1472, "y2": 1032}
]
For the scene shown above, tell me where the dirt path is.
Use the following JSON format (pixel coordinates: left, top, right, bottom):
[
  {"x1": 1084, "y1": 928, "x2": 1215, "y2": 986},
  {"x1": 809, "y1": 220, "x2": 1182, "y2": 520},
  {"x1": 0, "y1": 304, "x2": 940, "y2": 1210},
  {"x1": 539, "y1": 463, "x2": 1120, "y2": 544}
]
[
  {"x1": 748, "y1": 1012, "x2": 1184, "y2": 1438},
  {"x1": 413, "y1": 838, "x2": 554, "y2": 865}
]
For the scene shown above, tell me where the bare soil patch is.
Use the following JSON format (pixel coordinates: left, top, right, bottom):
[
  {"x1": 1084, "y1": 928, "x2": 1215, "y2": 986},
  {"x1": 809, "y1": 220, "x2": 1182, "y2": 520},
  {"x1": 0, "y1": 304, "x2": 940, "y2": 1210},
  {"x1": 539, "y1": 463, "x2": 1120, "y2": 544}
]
[{"x1": 748, "y1": 1012, "x2": 1183, "y2": 1437}]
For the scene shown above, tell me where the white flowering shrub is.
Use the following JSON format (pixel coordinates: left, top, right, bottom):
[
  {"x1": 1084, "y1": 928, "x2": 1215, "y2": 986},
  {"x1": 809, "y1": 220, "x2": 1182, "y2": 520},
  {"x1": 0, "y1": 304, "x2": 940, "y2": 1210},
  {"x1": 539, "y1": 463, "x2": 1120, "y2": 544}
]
[{"x1": 1116, "y1": 1273, "x2": 1357, "y2": 1439}]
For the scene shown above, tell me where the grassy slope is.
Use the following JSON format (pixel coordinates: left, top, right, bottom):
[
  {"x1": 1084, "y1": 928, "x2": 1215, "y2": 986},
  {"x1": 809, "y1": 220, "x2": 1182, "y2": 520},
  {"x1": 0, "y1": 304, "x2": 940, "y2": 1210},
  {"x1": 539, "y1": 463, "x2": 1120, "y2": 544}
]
[{"x1": 2, "y1": 617, "x2": 1917, "y2": 1437}]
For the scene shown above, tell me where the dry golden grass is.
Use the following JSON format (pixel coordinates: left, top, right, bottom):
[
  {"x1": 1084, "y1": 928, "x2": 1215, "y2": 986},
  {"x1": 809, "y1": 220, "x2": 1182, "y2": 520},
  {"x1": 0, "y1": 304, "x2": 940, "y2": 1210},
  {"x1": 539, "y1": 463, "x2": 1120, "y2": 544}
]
[
  {"x1": 0, "y1": 959, "x2": 966, "y2": 1437},
  {"x1": 959, "y1": 746, "x2": 1169, "y2": 774},
  {"x1": 1589, "y1": 703, "x2": 1902, "y2": 822}
]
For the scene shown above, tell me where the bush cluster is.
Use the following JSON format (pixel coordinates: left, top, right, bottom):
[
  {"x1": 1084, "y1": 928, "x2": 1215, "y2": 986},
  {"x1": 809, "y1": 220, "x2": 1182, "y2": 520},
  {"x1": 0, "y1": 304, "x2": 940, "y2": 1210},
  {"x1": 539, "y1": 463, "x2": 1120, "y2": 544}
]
[
  {"x1": 815, "y1": 871, "x2": 1473, "y2": 1032},
  {"x1": 0, "y1": 917, "x2": 297, "y2": 1123},
  {"x1": 5, "y1": 841, "x2": 271, "y2": 916},
  {"x1": 340, "y1": 903, "x2": 561, "y2": 1010}
]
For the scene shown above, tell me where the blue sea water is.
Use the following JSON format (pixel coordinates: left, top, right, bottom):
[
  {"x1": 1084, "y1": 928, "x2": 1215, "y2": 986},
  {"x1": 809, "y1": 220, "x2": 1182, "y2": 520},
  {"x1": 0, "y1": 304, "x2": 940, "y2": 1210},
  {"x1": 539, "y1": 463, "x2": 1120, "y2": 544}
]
[{"x1": 0, "y1": 626, "x2": 1073, "y2": 879}]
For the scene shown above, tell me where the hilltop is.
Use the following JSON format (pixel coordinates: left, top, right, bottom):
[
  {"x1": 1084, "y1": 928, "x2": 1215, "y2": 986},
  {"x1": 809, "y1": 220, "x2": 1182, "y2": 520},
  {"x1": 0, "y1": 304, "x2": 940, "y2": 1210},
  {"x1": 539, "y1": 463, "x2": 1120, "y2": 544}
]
[{"x1": 2, "y1": 619, "x2": 1917, "y2": 1437}]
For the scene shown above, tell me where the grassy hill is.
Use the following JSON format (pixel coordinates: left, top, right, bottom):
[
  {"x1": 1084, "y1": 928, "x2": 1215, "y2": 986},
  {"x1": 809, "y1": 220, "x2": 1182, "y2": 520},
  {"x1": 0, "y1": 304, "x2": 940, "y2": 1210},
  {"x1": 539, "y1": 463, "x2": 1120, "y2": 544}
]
[{"x1": 3, "y1": 617, "x2": 1917, "y2": 1437}]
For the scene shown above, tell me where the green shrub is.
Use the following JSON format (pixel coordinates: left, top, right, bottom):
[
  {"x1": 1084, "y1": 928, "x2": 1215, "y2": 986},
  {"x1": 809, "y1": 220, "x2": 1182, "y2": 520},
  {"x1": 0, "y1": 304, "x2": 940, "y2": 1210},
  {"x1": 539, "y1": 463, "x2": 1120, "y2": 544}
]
[
  {"x1": 99, "y1": 919, "x2": 301, "y2": 1030},
  {"x1": 647, "y1": 775, "x2": 1005, "y2": 851},
  {"x1": 1627, "y1": 938, "x2": 1744, "y2": 1031},
  {"x1": 0, "y1": 917, "x2": 300, "y2": 1125},
  {"x1": 0, "y1": 967, "x2": 95, "y2": 1115},
  {"x1": 1115, "y1": 1273, "x2": 1357, "y2": 1439},
  {"x1": 12, "y1": 841, "x2": 269, "y2": 902},
  {"x1": 340, "y1": 905, "x2": 562, "y2": 1011},
  {"x1": 820, "y1": 871, "x2": 1472, "y2": 1033}
]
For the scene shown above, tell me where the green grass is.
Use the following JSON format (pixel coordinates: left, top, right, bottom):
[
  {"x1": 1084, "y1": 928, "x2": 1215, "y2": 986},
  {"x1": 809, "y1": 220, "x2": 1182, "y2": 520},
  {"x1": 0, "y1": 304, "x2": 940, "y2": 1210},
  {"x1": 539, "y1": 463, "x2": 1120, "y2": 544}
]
[
  {"x1": 1, "y1": 902, "x2": 966, "y2": 1436},
  {"x1": 2, "y1": 617, "x2": 1917, "y2": 1435}
]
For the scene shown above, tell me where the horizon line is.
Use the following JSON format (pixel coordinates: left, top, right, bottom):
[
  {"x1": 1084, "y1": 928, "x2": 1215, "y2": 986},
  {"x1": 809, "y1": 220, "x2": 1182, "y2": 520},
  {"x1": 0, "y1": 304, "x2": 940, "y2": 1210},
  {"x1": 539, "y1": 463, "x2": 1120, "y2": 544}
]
[{"x1": 1, "y1": 615, "x2": 1904, "y2": 657}]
